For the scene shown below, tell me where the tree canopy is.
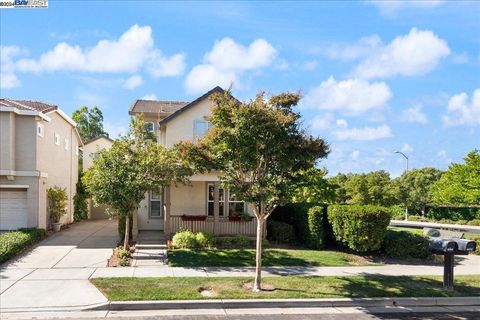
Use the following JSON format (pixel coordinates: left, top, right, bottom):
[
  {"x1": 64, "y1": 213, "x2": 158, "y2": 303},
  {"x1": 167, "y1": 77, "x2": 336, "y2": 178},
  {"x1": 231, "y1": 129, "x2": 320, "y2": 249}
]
[
  {"x1": 432, "y1": 150, "x2": 480, "y2": 205},
  {"x1": 72, "y1": 106, "x2": 107, "y2": 142},
  {"x1": 83, "y1": 115, "x2": 193, "y2": 247},
  {"x1": 193, "y1": 90, "x2": 329, "y2": 291}
]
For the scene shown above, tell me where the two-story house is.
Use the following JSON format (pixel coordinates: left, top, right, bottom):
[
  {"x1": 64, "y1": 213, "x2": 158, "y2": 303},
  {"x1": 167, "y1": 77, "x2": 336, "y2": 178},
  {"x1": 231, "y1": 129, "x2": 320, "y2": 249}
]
[
  {"x1": 82, "y1": 134, "x2": 113, "y2": 220},
  {"x1": 0, "y1": 99, "x2": 82, "y2": 230},
  {"x1": 128, "y1": 87, "x2": 257, "y2": 239}
]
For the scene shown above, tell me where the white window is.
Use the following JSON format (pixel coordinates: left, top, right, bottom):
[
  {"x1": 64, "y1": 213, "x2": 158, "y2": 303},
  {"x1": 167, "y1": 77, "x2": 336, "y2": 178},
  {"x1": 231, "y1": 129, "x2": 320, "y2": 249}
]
[
  {"x1": 207, "y1": 184, "x2": 225, "y2": 216},
  {"x1": 93, "y1": 152, "x2": 99, "y2": 160},
  {"x1": 145, "y1": 122, "x2": 155, "y2": 132},
  {"x1": 37, "y1": 123, "x2": 44, "y2": 137},
  {"x1": 54, "y1": 133, "x2": 60, "y2": 146},
  {"x1": 193, "y1": 120, "x2": 211, "y2": 140},
  {"x1": 228, "y1": 192, "x2": 246, "y2": 216},
  {"x1": 150, "y1": 191, "x2": 163, "y2": 218},
  {"x1": 64, "y1": 138, "x2": 69, "y2": 150}
]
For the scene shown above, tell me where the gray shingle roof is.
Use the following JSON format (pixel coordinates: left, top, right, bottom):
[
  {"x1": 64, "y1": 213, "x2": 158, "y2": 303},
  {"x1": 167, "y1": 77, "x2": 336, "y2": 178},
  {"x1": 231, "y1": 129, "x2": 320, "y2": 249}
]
[
  {"x1": 0, "y1": 99, "x2": 58, "y2": 113},
  {"x1": 129, "y1": 99, "x2": 188, "y2": 116}
]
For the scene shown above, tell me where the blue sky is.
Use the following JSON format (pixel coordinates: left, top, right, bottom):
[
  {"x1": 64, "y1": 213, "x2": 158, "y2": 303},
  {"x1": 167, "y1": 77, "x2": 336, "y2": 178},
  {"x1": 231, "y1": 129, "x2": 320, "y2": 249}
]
[{"x1": 1, "y1": 1, "x2": 479, "y2": 176}]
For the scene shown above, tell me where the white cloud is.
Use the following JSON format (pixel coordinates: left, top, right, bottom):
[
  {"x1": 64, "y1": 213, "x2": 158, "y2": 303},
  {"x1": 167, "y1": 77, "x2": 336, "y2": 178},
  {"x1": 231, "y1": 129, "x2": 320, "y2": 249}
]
[
  {"x1": 185, "y1": 38, "x2": 277, "y2": 94},
  {"x1": 368, "y1": 0, "x2": 444, "y2": 15},
  {"x1": 350, "y1": 150, "x2": 360, "y2": 160},
  {"x1": 325, "y1": 35, "x2": 382, "y2": 61},
  {"x1": 336, "y1": 118, "x2": 348, "y2": 128},
  {"x1": 443, "y1": 89, "x2": 480, "y2": 127},
  {"x1": 15, "y1": 25, "x2": 185, "y2": 77},
  {"x1": 451, "y1": 52, "x2": 469, "y2": 64},
  {"x1": 310, "y1": 113, "x2": 334, "y2": 132},
  {"x1": 141, "y1": 93, "x2": 158, "y2": 100},
  {"x1": 333, "y1": 124, "x2": 393, "y2": 141},
  {"x1": 123, "y1": 75, "x2": 143, "y2": 90},
  {"x1": 401, "y1": 104, "x2": 428, "y2": 124},
  {"x1": 354, "y1": 28, "x2": 450, "y2": 79},
  {"x1": 437, "y1": 149, "x2": 453, "y2": 164},
  {"x1": 0, "y1": 46, "x2": 24, "y2": 89},
  {"x1": 303, "y1": 76, "x2": 392, "y2": 114},
  {"x1": 401, "y1": 143, "x2": 414, "y2": 153}
]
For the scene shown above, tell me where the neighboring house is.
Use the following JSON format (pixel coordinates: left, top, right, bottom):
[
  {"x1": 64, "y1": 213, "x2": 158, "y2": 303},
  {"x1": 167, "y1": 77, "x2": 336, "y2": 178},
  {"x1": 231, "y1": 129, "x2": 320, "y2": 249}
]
[
  {"x1": 129, "y1": 86, "x2": 257, "y2": 239},
  {"x1": 0, "y1": 99, "x2": 82, "y2": 230},
  {"x1": 82, "y1": 135, "x2": 113, "y2": 220}
]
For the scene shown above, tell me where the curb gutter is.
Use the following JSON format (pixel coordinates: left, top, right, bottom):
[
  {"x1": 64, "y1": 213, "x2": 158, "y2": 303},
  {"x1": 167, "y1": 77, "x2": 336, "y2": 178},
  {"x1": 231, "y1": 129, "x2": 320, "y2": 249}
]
[{"x1": 107, "y1": 296, "x2": 480, "y2": 311}]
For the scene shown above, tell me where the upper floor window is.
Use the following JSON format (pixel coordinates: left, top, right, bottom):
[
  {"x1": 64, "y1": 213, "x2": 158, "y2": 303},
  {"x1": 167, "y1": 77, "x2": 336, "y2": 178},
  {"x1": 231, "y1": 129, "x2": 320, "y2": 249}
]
[
  {"x1": 54, "y1": 133, "x2": 60, "y2": 146},
  {"x1": 145, "y1": 122, "x2": 155, "y2": 132},
  {"x1": 193, "y1": 120, "x2": 211, "y2": 140},
  {"x1": 64, "y1": 138, "x2": 69, "y2": 150},
  {"x1": 37, "y1": 123, "x2": 44, "y2": 137}
]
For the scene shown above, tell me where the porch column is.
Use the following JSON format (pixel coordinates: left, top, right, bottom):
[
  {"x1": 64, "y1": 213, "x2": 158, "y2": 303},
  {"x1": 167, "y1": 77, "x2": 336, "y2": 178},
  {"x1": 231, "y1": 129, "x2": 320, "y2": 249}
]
[
  {"x1": 213, "y1": 182, "x2": 220, "y2": 235},
  {"x1": 164, "y1": 186, "x2": 171, "y2": 237}
]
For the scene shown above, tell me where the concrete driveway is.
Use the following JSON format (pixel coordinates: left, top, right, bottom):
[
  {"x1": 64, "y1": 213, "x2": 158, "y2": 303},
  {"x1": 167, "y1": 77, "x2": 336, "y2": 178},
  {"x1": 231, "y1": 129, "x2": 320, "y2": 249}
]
[{"x1": 0, "y1": 219, "x2": 118, "y2": 311}]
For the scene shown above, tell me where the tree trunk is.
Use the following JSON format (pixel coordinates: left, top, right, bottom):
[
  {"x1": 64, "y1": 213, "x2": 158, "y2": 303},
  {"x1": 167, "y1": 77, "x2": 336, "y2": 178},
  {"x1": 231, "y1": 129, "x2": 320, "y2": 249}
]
[
  {"x1": 253, "y1": 217, "x2": 264, "y2": 292},
  {"x1": 124, "y1": 214, "x2": 130, "y2": 249}
]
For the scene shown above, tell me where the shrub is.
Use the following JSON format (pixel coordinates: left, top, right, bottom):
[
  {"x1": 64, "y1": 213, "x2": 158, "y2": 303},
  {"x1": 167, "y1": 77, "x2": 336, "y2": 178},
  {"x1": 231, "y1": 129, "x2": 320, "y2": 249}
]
[
  {"x1": 216, "y1": 237, "x2": 233, "y2": 248},
  {"x1": 328, "y1": 205, "x2": 390, "y2": 252},
  {"x1": 407, "y1": 215, "x2": 429, "y2": 222},
  {"x1": 426, "y1": 206, "x2": 480, "y2": 221},
  {"x1": 73, "y1": 170, "x2": 89, "y2": 221},
  {"x1": 383, "y1": 230, "x2": 431, "y2": 259},
  {"x1": 473, "y1": 238, "x2": 480, "y2": 255},
  {"x1": 195, "y1": 231, "x2": 215, "y2": 248},
  {"x1": 388, "y1": 205, "x2": 405, "y2": 220},
  {"x1": 306, "y1": 206, "x2": 324, "y2": 249},
  {"x1": 234, "y1": 235, "x2": 250, "y2": 249},
  {"x1": 47, "y1": 187, "x2": 68, "y2": 223},
  {"x1": 267, "y1": 221, "x2": 295, "y2": 243},
  {"x1": 172, "y1": 229, "x2": 198, "y2": 249},
  {"x1": 468, "y1": 219, "x2": 480, "y2": 226},
  {"x1": 115, "y1": 247, "x2": 130, "y2": 259},
  {"x1": 0, "y1": 229, "x2": 47, "y2": 264}
]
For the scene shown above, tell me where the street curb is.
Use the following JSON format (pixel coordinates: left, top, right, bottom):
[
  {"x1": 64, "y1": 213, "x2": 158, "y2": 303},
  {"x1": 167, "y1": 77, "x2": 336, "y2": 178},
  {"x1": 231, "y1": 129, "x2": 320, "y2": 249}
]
[{"x1": 107, "y1": 296, "x2": 480, "y2": 311}]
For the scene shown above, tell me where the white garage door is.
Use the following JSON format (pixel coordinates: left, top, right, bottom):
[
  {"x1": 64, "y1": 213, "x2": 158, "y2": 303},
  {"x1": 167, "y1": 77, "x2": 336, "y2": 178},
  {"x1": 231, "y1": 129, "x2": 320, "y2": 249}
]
[{"x1": 0, "y1": 190, "x2": 28, "y2": 230}]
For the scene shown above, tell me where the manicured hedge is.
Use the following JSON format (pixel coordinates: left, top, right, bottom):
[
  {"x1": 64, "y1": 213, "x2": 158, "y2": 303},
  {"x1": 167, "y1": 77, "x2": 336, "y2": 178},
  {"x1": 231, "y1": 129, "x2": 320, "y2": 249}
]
[
  {"x1": 270, "y1": 203, "x2": 331, "y2": 248},
  {"x1": 0, "y1": 229, "x2": 46, "y2": 264},
  {"x1": 306, "y1": 206, "x2": 324, "y2": 249},
  {"x1": 426, "y1": 206, "x2": 480, "y2": 221},
  {"x1": 267, "y1": 221, "x2": 295, "y2": 244},
  {"x1": 328, "y1": 205, "x2": 390, "y2": 252},
  {"x1": 382, "y1": 230, "x2": 431, "y2": 259}
]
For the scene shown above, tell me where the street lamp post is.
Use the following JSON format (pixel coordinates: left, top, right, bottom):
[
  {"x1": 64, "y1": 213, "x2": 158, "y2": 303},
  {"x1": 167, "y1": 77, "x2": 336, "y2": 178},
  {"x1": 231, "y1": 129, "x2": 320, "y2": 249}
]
[{"x1": 395, "y1": 151, "x2": 409, "y2": 221}]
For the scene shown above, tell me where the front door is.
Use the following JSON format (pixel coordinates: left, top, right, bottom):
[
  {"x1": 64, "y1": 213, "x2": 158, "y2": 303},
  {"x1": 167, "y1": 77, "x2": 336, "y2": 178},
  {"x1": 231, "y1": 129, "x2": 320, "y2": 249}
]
[{"x1": 138, "y1": 191, "x2": 164, "y2": 230}]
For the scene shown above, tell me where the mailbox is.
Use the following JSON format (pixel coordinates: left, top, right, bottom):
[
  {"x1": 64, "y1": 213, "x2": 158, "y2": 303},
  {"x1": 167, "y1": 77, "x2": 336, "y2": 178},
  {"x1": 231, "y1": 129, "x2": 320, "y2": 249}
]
[
  {"x1": 451, "y1": 238, "x2": 477, "y2": 253},
  {"x1": 428, "y1": 238, "x2": 457, "y2": 253}
]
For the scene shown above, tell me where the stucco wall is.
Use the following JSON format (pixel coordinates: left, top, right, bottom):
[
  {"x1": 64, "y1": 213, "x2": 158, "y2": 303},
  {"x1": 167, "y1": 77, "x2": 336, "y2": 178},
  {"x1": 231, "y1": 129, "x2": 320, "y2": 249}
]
[
  {"x1": 36, "y1": 112, "x2": 81, "y2": 226},
  {"x1": 170, "y1": 182, "x2": 207, "y2": 216},
  {"x1": 164, "y1": 98, "x2": 213, "y2": 147},
  {"x1": 83, "y1": 137, "x2": 113, "y2": 170}
]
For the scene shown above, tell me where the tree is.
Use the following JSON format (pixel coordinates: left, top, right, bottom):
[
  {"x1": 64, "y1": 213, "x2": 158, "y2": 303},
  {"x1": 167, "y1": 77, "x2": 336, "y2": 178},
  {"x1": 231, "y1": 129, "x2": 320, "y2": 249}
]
[
  {"x1": 83, "y1": 115, "x2": 193, "y2": 248},
  {"x1": 393, "y1": 168, "x2": 443, "y2": 215},
  {"x1": 72, "y1": 106, "x2": 107, "y2": 141},
  {"x1": 195, "y1": 90, "x2": 329, "y2": 291},
  {"x1": 330, "y1": 171, "x2": 395, "y2": 206},
  {"x1": 433, "y1": 150, "x2": 480, "y2": 205},
  {"x1": 291, "y1": 167, "x2": 336, "y2": 203}
]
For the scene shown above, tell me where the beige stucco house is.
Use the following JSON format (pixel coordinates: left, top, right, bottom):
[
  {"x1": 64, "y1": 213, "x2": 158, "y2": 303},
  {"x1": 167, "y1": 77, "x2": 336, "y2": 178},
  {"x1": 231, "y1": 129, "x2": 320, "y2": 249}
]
[
  {"x1": 82, "y1": 135, "x2": 114, "y2": 220},
  {"x1": 0, "y1": 99, "x2": 82, "y2": 230},
  {"x1": 129, "y1": 87, "x2": 257, "y2": 239}
]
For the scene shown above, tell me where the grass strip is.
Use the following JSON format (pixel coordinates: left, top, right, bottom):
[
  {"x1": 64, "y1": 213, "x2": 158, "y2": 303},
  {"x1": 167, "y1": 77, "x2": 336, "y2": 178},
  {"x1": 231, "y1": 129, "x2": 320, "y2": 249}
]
[{"x1": 92, "y1": 275, "x2": 480, "y2": 301}]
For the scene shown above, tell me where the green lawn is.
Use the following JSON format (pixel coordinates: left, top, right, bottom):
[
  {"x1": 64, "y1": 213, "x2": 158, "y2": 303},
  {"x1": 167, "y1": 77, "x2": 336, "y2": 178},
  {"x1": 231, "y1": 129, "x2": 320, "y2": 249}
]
[
  {"x1": 92, "y1": 275, "x2": 480, "y2": 301},
  {"x1": 167, "y1": 249, "x2": 378, "y2": 267}
]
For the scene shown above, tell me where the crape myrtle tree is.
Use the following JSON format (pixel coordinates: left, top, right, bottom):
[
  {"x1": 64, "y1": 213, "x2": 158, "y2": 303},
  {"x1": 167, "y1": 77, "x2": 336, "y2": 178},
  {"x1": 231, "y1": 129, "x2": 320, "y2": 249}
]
[
  {"x1": 186, "y1": 90, "x2": 329, "y2": 291},
  {"x1": 83, "y1": 115, "x2": 193, "y2": 248}
]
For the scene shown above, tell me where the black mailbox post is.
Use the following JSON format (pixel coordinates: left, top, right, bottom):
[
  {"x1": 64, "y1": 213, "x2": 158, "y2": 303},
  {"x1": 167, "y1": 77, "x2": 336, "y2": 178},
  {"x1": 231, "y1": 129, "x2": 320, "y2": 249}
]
[{"x1": 428, "y1": 233, "x2": 477, "y2": 291}]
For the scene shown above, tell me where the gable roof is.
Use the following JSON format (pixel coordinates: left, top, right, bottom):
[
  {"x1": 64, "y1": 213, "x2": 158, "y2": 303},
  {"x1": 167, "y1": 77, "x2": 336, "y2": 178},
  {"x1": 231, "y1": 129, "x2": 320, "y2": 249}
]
[
  {"x1": 158, "y1": 86, "x2": 224, "y2": 125},
  {"x1": 84, "y1": 134, "x2": 114, "y2": 146},
  {"x1": 0, "y1": 99, "x2": 58, "y2": 113},
  {"x1": 129, "y1": 99, "x2": 188, "y2": 116}
]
